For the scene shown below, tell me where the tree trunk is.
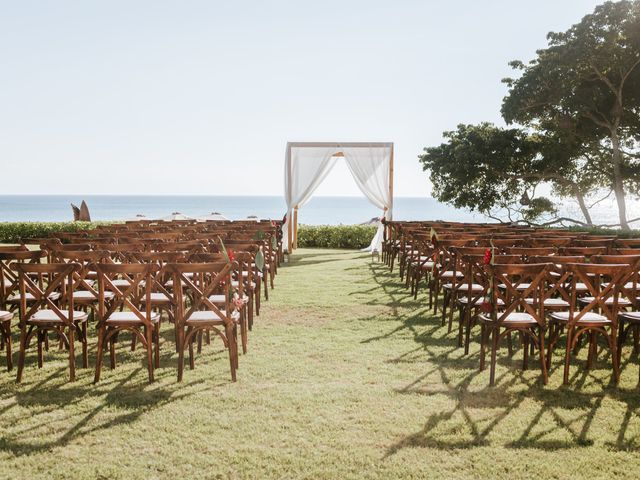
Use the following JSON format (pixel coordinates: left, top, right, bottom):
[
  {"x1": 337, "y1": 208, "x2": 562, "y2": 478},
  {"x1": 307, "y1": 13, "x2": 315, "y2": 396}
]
[
  {"x1": 610, "y1": 131, "x2": 629, "y2": 229},
  {"x1": 573, "y1": 187, "x2": 593, "y2": 226}
]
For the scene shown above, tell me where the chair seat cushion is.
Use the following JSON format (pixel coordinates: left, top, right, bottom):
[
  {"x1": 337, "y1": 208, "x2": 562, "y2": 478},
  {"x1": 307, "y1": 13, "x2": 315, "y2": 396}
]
[
  {"x1": 105, "y1": 311, "x2": 160, "y2": 324},
  {"x1": 7, "y1": 292, "x2": 61, "y2": 303},
  {"x1": 0, "y1": 310, "x2": 12, "y2": 322},
  {"x1": 110, "y1": 279, "x2": 132, "y2": 288},
  {"x1": 498, "y1": 283, "x2": 530, "y2": 291},
  {"x1": 549, "y1": 311, "x2": 610, "y2": 324},
  {"x1": 578, "y1": 296, "x2": 632, "y2": 307},
  {"x1": 458, "y1": 297, "x2": 504, "y2": 306},
  {"x1": 478, "y1": 312, "x2": 537, "y2": 324},
  {"x1": 620, "y1": 311, "x2": 640, "y2": 322},
  {"x1": 149, "y1": 292, "x2": 173, "y2": 304},
  {"x1": 524, "y1": 297, "x2": 569, "y2": 307},
  {"x1": 442, "y1": 283, "x2": 483, "y2": 292},
  {"x1": 186, "y1": 310, "x2": 240, "y2": 324},
  {"x1": 441, "y1": 270, "x2": 463, "y2": 279},
  {"x1": 74, "y1": 290, "x2": 114, "y2": 302},
  {"x1": 231, "y1": 280, "x2": 255, "y2": 289},
  {"x1": 29, "y1": 309, "x2": 88, "y2": 323}
]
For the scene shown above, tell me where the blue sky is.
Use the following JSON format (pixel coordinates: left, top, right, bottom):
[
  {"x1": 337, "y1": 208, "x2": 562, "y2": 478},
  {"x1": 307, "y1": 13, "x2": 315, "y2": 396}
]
[{"x1": 0, "y1": 0, "x2": 604, "y2": 196}]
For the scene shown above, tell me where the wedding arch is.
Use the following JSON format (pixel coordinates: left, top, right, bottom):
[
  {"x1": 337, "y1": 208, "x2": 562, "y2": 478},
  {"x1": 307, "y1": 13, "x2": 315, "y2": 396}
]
[{"x1": 283, "y1": 141, "x2": 394, "y2": 251}]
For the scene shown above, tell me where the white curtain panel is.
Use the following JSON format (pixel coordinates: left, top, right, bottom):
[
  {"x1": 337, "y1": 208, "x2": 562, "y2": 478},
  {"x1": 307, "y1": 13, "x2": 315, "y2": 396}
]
[
  {"x1": 343, "y1": 145, "x2": 392, "y2": 252},
  {"x1": 342, "y1": 145, "x2": 393, "y2": 220},
  {"x1": 283, "y1": 145, "x2": 340, "y2": 248}
]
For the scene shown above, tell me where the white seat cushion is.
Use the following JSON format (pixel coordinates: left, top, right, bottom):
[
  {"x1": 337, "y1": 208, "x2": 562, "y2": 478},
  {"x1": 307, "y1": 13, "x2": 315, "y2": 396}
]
[
  {"x1": 105, "y1": 311, "x2": 160, "y2": 324},
  {"x1": 620, "y1": 311, "x2": 640, "y2": 321},
  {"x1": 7, "y1": 292, "x2": 61, "y2": 302},
  {"x1": 578, "y1": 296, "x2": 632, "y2": 306},
  {"x1": 29, "y1": 309, "x2": 88, "y2": 323},
  {"x1": 549, "y1": 311, "x2": 610, "y2": 323},
  {"x1": 525, "y1": 297, "x2": 569, "y2": 307},
  {"x1": 74, "y1": 290, "x2": 114, "y2": 301},
  {"x1": 441, "y1": 271, "x2": 464, "y2": 279},
  {"x1": 498, "y1": 283, "x2": 531, "y2": 291}
]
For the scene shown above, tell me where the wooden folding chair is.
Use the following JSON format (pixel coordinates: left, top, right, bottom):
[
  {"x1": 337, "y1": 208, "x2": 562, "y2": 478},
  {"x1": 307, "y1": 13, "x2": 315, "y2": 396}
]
[
  {"x1": 13, "y1": 262, "x2": 88, "y2": 382},
  {"x1": 164, "y1": 262, "x2": 239, "y2": 382},
  {"x1": 479, "y1": 263, "x2": 553, "y2": 386},
  {"x1": 548, "y1": 263, "x2": 629, "y2": 385},
  {"x1": 93, "y1": 263, "x2": 160, "y2": 383}
]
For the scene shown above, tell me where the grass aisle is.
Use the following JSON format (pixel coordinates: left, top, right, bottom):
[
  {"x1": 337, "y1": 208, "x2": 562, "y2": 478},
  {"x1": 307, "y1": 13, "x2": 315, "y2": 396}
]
[{"x1": 1, "y1": 248, "x2": 640, "y2": 479}]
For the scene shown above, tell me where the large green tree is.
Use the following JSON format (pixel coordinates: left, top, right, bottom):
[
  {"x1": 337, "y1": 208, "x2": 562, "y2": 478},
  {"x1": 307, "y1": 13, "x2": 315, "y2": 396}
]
[
  {"x1": 419, "y1": 123, "x2": 600, "y2": 225},
  {"x1": 501, "y1": 0, "x2": 640, "y2": 228}
]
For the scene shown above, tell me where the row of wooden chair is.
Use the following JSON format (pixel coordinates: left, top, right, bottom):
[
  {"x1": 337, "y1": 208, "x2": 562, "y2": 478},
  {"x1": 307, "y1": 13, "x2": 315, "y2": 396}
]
[
  {"x1": 381, "y1": 221, "x2": 640, "y2": 387},
  {"x1": 0, "y1": 220, "x2": 284, "y2": 384}
]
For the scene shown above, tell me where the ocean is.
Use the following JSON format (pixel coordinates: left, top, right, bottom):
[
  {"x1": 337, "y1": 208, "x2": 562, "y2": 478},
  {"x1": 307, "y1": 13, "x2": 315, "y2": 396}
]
[
  {"x1": 0, "y1": 195, "x2": 487, "y2": 224},
  {"x1": 0, "y1": 195, "x2": 627, "y2": 226}
]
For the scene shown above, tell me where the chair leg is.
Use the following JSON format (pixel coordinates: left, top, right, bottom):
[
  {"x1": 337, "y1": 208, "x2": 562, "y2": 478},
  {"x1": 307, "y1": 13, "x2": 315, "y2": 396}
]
[
  {"x1": 109, "y1": 336, "x2": 116, "y2": 370},
  {"x1": 610, "y1": 328, "x2": 620, "y2": 385},
  {"x1": 177, "y1": 328, "x2": 185, "y2": 382},
  {"x1": 447, "y1": 293, "x2": 456, "y2": 333},
  {"x1": 16, "y1": 328, "x2": 27, "y2": 383},
  {"x1": 81, "y1": 322, "x2": 88, "y2": 368},
  {"x1": 479, "y1": 323, "x2": 486, "y2": 371},
  {"x1": 188, "y1": 328, "x2": 195, "y2": 370},
  {"x1": 489, "y1": 327, "x2": 499, "y2": 386},
  {"x1": 94, "y1": 328, "x2": 105, "y2": 383},
  {"x1": 68, "y1": 327, "x2": 76, "y2": 382},
  {"x1": 563, "y1": 327, "x2": 574, "y2": 385},
  {"x1": 464, "y1": 309, "x2": 473, "y2": 355},
  {"x1": 587, "y1": 330, "x2": 597, "y2": 369},
  {"x1": 226, "y1": 325, "x2": 237, "y2": 382},
  {"x1": 36, "y1": 330, "x2": 44, "y2": 369},
  {"x1": 154, "y1": 326, "x2": 160, "y2": 369},
  {"x1": 241, "y1": 312, "x2": 248, "y2": 354},
  {"x1": 441, "y1": 291, "x2": 448, "y2": 326},
  {"x1": 522, "y1": 332, "x2": 530, "y2": 371},
  {"x1": 617, "y1": 320, "x2": 626, "y2": 366},
  {"x1": 3, "y1": 321, "x2": 13, "y2": 371},
  {"x1": 538, "y1": 327, "x2": 548, "y2": 385},
  {"x1": 146, "y1": 329, "x2": 154, "y2": 383}
]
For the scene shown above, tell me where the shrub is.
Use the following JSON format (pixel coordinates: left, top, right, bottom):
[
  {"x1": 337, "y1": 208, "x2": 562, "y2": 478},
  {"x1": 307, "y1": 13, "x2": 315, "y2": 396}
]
[
  {"x1": 296, "y1": 224, "x2": 377, "y2": 249},
  {"x1": 0, "y1": 222, "x2": 101, "y2": 243}
]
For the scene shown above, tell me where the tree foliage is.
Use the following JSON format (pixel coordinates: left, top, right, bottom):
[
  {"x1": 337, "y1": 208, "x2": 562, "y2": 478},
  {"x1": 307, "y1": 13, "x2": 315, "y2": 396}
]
[
  {"x1": 420, "y1": 0, "x2": 640, "y2": 228},
  {"x1": 502, "y1": 0, "x2": 640, "y2": 227}
]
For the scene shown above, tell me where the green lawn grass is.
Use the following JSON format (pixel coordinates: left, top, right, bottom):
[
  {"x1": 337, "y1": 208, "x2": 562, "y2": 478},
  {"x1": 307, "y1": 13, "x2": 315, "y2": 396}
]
[{"x1": 1, "y1": 248, "x2": 640, "y2": 479}]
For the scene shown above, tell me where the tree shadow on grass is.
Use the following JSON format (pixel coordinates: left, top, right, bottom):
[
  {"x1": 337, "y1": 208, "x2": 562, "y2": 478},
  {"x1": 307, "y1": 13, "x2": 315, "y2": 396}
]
[{"x1": 359, "y1": 261, "x2": 640, "y2": 454}]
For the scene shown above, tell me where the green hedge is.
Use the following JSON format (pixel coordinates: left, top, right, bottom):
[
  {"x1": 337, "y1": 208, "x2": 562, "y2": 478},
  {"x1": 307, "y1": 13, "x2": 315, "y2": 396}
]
[
  {"x1": 296, "y1": 225, "x2": 377, "y2": 249},
  {"x1": 0, "y1": 222, "x2": 101, "y2": 243}
]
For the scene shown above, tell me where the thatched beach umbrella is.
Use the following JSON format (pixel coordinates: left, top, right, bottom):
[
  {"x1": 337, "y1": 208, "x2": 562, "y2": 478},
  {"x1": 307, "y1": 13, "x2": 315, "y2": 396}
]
[
  {"x1": 197, "y1": 212, "x2": 230, "y2": 221},
  {"x1": 159, "y1": 212, "x2": 195, "y2": 221}
]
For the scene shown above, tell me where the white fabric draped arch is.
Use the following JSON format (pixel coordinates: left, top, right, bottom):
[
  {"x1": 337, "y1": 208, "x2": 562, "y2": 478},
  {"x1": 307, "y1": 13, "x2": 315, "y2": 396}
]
[{"x1": 284, "y1": 142, "x2": 394, "y2": 252}]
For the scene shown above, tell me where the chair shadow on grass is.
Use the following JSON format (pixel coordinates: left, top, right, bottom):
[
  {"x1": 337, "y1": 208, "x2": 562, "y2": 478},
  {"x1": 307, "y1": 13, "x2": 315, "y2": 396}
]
[
  {"x1": 0, "y1": 328, "x2": 229, "y2": 457},
  {"x1": 357, "y1": 261, "x2": 640, "y2": 455}
]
